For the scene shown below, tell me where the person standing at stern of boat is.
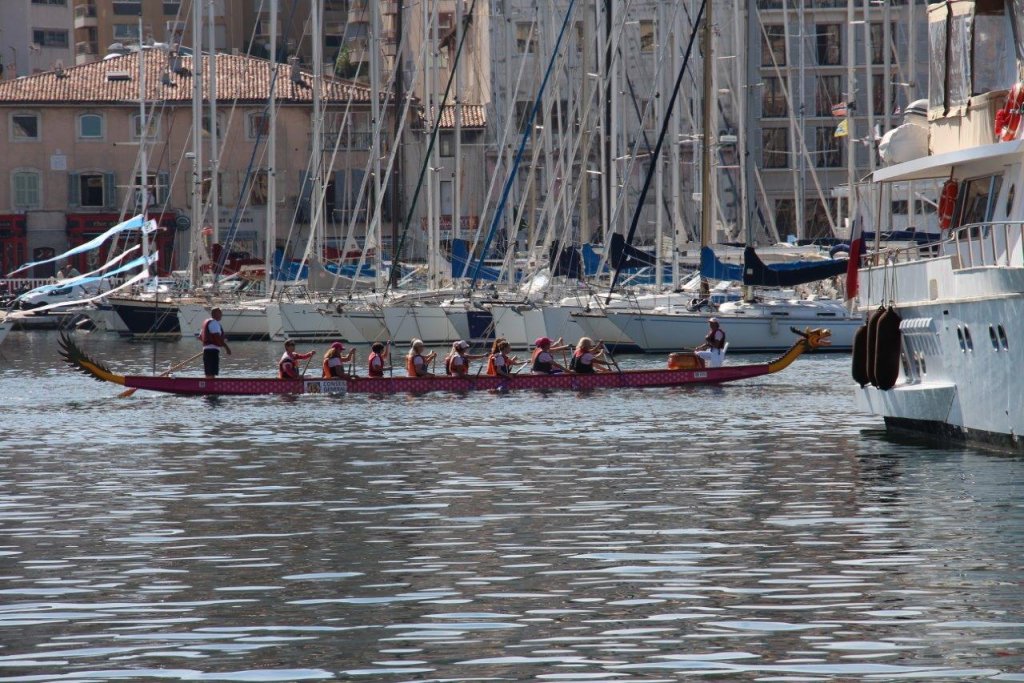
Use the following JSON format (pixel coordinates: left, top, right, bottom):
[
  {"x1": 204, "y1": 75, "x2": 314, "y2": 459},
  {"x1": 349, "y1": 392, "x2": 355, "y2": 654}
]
[
  {"x1": 368, "y1": 341, "x2": 390, "y2": 377},
  {"x1": 531, "y1": 337, "x2": 569, "y2": 374},
  {"x1": 568, "y1": 337, "x2": 609, "y2": 374},
  {"x1": 279, "y1": 340, "x2": 315, "y2": 379},
  {"x1": 445, "y1": 340, "x2": 486, "y2": 377},
  {"x1": 486, "y1": 338, "x2": 521, "y2": 377},
  {"x1": 323, "y1": 341, "x2": 357, "y2": 378},
  {"x1": 199, "y1": 307, "x2": 232, "y2": 379},
  {"x1": 406, "y1": 339, "x2": 437, "y2": 377},
  {"x1": 695, "y1": 317, "x2": 727, "y2": 368}
]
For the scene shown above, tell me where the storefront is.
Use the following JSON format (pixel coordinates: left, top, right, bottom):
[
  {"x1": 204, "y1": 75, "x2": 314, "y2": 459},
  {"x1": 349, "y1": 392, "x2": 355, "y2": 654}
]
[
  {"x1": 0, "y1": 214, "x2": 27, "y2": 276},
  {"x1": 65, "y1": 213, "x2": 176, "y2": 275}
]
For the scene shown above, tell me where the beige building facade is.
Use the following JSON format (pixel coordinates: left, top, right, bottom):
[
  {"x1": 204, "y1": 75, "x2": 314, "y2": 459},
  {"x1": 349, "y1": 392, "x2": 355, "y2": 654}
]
[{"x1": 0, "y1": 49, "x2": 393, "y2": 276}]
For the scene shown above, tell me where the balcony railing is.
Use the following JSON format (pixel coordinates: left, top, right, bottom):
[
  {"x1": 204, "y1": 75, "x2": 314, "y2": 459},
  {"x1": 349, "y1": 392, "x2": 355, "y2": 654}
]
[
  {"x1": 75, "y1": 41, "x2": 97, "y2": 56},
  {"x1": 74, "y1": 3, "x2": 97, "y2": 19}
]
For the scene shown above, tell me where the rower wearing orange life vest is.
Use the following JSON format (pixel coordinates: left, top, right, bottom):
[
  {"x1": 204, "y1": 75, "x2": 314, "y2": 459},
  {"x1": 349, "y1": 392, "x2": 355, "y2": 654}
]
[
  {"x1": 279, "y1": 340, "x2": 315, "y2": 379},
  {"x1": 444, "y1": 340, "x2": 485, "y2": 376},
  {"x1": 367, "y1": 341, "x2": 389, "y2": 377},
  {"x1": 486, "y1": 338, "x2": 521, "y2": 377},
  {"x1": 322, "y1": 341, "x2": 356, "y2": 378},
  {"x1": 406, "y1": 339, "x2": 437, "y2": 377}
]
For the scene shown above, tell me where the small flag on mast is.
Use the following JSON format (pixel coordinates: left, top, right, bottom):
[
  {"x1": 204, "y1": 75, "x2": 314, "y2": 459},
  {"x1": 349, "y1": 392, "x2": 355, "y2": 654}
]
[
  {"x1": 831, "y1": 102, "x2": 849, "y2": 117},
  {"x1": 834, "y1": 119, "x2": 849, "y2": 138}
]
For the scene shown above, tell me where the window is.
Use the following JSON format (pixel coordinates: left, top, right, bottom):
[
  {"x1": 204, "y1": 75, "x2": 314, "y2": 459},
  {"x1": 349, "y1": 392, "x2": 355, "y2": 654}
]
[
  {"x1": 516, "y1": 22, "x2": 537, "y2": 54},
  {"x1": 761, "y1": 25, "x2": 785, "y2": 66},
  {"x1": 816, "y1": 24, "x2": 841, "y2": 65},
  {"x1": 78, "y1": 113, "x2": 103, "y2": 140},
  {"x1": 113, "y1": 24, "x2": 140, "y2": 41},
  {"x1": 12, "y1": 171, "x2": 41, "y2": 209},
  {"x1": 639, "y1": 20, "x2": 656, "y2": 53},
  {"x1": 439, "y1": 132, "x2": 454, "y2": 157},
  {"x1": 32, "y1": 0, "x2": 68, "y2": 5},
  {"x1": 440, "y1": 180, "x2": 453, "y2": 216},
  {"x1": 133, "y1": 172, "x2": 169, "y2": 209},
  {"x1": 815, "y1": 75, "x2": 841, "y2": 116},
  {"x1": 32, "y1": 30, "x2": 69, "y2": 48},
  {"x1": 202, "y1": 112, "x2": 224, "y2": 138},
  {"x1": 69, "y1": 172, "x2": 115, "y2": 209},
  {"x1": 815, "y1": 127, "x2": 842, "y2": 167},
  {"x1": 113, "y1": 1, "x2": 142, "y2": 15},
  {"x1": 871, "y1": 73, "x2": 898, "y2": 116},
  {"x1": 762, "y1": 77, "x2": 788, "y2": 117},
  {"x1": 249, "y1": 170, "x2": 268, "y2": 206},
  {"x1": 11, "y1": 113, "x2": 40, "y2": 141},
  {"x1": 163, "y1": 2, "x2": 181, "y2": 14},
  {"x1": 774, "y1": 198, "x2": 796, "y2": 238},
  {"x1": 131, "y1": 112, "x2": 161, "y2": 139},
  {"x1": 957, "y1": 175, "x2": 1004, "y2": 227},
  {"x1": 247, "y1": 112, "x2": 270, "y2": 139},
  {"x1": 762, "y1": 128, "x2": 788, "y2": 168},
  {"x1": 870, "y1": 23, "x2": 897, "y2": 65},
  {"x1": 806, "y1": 198, "x2": 837, "y2": 238}
]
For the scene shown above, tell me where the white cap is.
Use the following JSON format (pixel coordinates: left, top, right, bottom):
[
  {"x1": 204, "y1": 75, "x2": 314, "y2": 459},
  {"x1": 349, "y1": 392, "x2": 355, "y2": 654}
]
[{"x1": 709, "y1": 317, "x2": 719, "y2": 323}]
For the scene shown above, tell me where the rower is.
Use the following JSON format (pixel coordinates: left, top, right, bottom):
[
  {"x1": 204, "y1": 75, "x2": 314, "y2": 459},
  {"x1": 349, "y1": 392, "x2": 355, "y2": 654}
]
[
  {"x1": 406, "y1": 339, "x2": 437, "y2": 377},
  {"x1": 486, "y1": 338, "x2": 521, "y2": 377},
  {"x1": 279, "y1": 340, "x2": 315, "y2": 379},
  {"x1": 322, "y1": 341, "x2": 356, "y2": 378},
  {"x1": 531, "y1": 336, "x2": 569, "y2": 374},
  {"x1": 694, "y1": 317, "x2": 727, "y2": 368},
  {"x1": 368, "y1": 341, "x2": 389, "y2": 377},
  {"x1": 568, "y1": 337, "x2": 609, "y2": 374},
  {"x1": 445, "y1": 340, "x2": 485, "y2": 377}
]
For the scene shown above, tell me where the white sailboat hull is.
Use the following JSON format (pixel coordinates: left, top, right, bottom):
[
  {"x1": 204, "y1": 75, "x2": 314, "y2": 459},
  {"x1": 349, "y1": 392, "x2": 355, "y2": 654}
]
[
  {"x1": 178, "y1": 302, "x2": 271, "y2": 341},
  {"x1": 383, "y1": 304, "x2": 459, "y2": 345},
  {"x1": 605, "y1": 300, "x2": 860, "y2": 353},
  {"x1": 267, "y1": 301, "x2": 366, "y2": 343}
]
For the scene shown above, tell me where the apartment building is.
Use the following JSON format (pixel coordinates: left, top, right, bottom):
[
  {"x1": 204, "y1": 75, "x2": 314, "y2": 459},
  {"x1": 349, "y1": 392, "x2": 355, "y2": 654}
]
[{"x1": 0, "y1": 0, "x2": 75, "y2": 79}]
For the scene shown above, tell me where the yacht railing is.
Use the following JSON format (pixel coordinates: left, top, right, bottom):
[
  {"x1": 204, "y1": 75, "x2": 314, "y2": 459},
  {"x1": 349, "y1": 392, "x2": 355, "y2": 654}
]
[
  {"x1": 949, "y1": 221, "x2": 1024, "y2": 270},
  {"x1": 863, "y1": 221, "x2": 1024, "y2": 270}
]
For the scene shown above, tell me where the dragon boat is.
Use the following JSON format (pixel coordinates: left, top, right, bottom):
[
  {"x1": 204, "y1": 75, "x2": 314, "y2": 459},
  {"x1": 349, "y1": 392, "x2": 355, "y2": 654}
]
[{"x1": 58, "y1": 328, "x2": 831, "y2": 397}]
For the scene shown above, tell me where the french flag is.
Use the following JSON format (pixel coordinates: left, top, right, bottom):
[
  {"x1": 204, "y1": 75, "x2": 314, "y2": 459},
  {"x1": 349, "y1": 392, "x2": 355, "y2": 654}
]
[{"x1": 845, "y1": 215, "x2": 864, "y2": 301}]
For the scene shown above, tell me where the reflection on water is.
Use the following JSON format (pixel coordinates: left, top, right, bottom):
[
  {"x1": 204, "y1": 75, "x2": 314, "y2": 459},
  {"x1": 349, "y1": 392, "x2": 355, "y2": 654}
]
[{"x1": 0, "y1": 331, "x2": 1022, "y2": 681}]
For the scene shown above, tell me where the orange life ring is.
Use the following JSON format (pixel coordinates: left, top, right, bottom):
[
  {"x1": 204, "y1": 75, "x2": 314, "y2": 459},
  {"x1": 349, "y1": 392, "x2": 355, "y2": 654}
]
[
  {"x1": 995, "y1": 83, "x2": 1024, "y2": 141},
  {"x1": 938, "y1": 179, "x2": 958, "y2": 230}
]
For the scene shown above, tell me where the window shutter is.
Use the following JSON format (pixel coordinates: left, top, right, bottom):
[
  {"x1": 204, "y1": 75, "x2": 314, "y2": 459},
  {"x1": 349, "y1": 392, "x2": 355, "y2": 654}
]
[
  {"x1": 104, "y1": 172, "x2": 117, "y2": 209},
  {"x1": 333, "y1": 170, "x2": 346, "y2": 219},
  {"x1": 298, "y1": 170, "x2": 312, "y2": 223},
  {"x1": 68, "y1": 172, "x2": 80, "y2": 208},
  {"x1": 157, "y1": 171, "x2": 169, "y2": 204},
  {"x1": 349, "y1": 169, "x2": 366, "y2": 222}
]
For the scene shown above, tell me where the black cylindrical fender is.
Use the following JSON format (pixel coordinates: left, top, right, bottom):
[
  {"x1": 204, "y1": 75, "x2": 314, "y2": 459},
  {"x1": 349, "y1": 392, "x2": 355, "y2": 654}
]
[
  {"x1": 851, "y1": 324, "x2": 869, "y2": 387},
  {"x1": 874, "y1": 305, "x2": 903, "y2": 390},
  {"x1": 865, "y1": 305, "x2": 885, "y2": 387}
]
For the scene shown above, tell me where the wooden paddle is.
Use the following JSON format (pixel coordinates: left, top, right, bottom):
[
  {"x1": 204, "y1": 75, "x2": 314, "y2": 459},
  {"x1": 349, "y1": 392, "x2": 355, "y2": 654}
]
[
  {"x1": 119, "y1": 350, "x2": 204, "y2": 398},
  {"x1": 599, "y1": 340, "x2": 622, "y2": 373}
]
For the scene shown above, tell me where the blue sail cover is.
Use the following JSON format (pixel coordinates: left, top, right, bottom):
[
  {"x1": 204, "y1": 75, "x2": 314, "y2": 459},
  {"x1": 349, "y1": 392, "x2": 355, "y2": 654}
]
[
  {"x1": 451, "y1": 239, "x2": 504, "y2": 281},
  {"x1": 700, "y1": 246, "x2": 743, "y2": 281},
  {"x1": 272, "y1": 250, "x2": 375, "y2": 281},
  {"x1": 741, "y1": 246, "x2": 848, "y2": 287}
]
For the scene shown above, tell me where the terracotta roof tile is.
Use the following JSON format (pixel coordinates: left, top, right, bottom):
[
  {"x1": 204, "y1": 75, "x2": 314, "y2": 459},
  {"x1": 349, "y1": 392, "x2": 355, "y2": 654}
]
[
  {"x1": 0, "y1": 51, "x2": 373, "y2": 105},
  {"x1": 424, "y1": 104, "x2": 487, "y2": 129}
]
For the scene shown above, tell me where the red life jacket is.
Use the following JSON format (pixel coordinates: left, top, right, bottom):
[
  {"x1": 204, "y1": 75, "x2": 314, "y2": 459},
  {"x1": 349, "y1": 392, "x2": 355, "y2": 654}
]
[
  {"x1": 368, "y1": 352, "x2": 385, "y2": 377},
  {"x1": 446, "y1": 353, "x2": 468, "y2": 376},
  {"x1": 531, "y1": 347, "x2": 553, "y2": 373},
  {"x1": 200, "y1": 318, "x2": 224, "y2": 347},
  {"x1": 279, "y1": 353, "x2": 298, "y2": 379},
  {"x1": 323, "y1": 355, "x2": 346, "y2": 378}
]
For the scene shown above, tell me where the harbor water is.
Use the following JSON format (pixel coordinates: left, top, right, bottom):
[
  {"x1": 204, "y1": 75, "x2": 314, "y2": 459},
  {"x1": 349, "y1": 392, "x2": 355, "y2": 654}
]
[{"x1": 0, "y1": 330, "x2": 1022, "y2": 681}]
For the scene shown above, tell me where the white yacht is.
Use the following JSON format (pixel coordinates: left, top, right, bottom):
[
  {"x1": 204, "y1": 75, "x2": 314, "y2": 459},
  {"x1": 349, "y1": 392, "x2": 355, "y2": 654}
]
[{"x1": 853, "y1": 0, "x2": 1024, "y2": 451}]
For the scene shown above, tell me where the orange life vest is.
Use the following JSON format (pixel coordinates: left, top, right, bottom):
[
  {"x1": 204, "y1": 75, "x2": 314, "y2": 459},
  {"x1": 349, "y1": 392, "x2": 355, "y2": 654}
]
[
  {"x1": 406, "y1": 353, "x2": 427, "y2": 377},
  {"x1": 446, "y1": 353, "x2": 469, "y2": 376},
  {"x1": 486, "y1": 352, "x2": 511, "y2": 376},
  {"x1": 322, "y1": 355, "x2": 346, "y2": 378}
]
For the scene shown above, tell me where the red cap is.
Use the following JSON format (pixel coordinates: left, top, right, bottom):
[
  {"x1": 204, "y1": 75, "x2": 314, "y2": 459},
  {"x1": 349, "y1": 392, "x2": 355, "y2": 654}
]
[{"x1": 534, "y1": 336, "x2": 551, "y2": 348}]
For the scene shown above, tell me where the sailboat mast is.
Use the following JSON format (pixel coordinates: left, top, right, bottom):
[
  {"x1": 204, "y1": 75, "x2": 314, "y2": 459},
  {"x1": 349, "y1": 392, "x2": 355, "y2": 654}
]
[
  {"x1": 137, "y1": 17, "x2": 150, "y2": 274},
  {"x1": 265, "y1": 0, "x2": 278, "y2": 295},
  {"x1": 699, "y1": 0, "x2": 713, "y2": 299},
  {"x1": 208, "y1": 0, "x2": 219, "y2": 249},
  {"x1": 311, "y1": 0, "x2": 324, "y2": 263},
  {"x1": 189, "y1": 0, "x2": 204, "y2": 286}
]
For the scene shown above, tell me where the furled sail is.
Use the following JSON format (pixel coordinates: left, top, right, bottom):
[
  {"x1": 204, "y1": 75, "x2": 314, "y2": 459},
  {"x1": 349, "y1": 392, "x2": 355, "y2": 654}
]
[{"x1": 741, "y1": 246, "x2": 848, "y2": 287}]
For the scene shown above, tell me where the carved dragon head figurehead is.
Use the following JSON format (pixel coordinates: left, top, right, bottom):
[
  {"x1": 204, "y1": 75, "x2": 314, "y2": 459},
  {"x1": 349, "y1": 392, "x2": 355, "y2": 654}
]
[{"x1": 791, "y1": 326, "x2": 832, "y2": 350}]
